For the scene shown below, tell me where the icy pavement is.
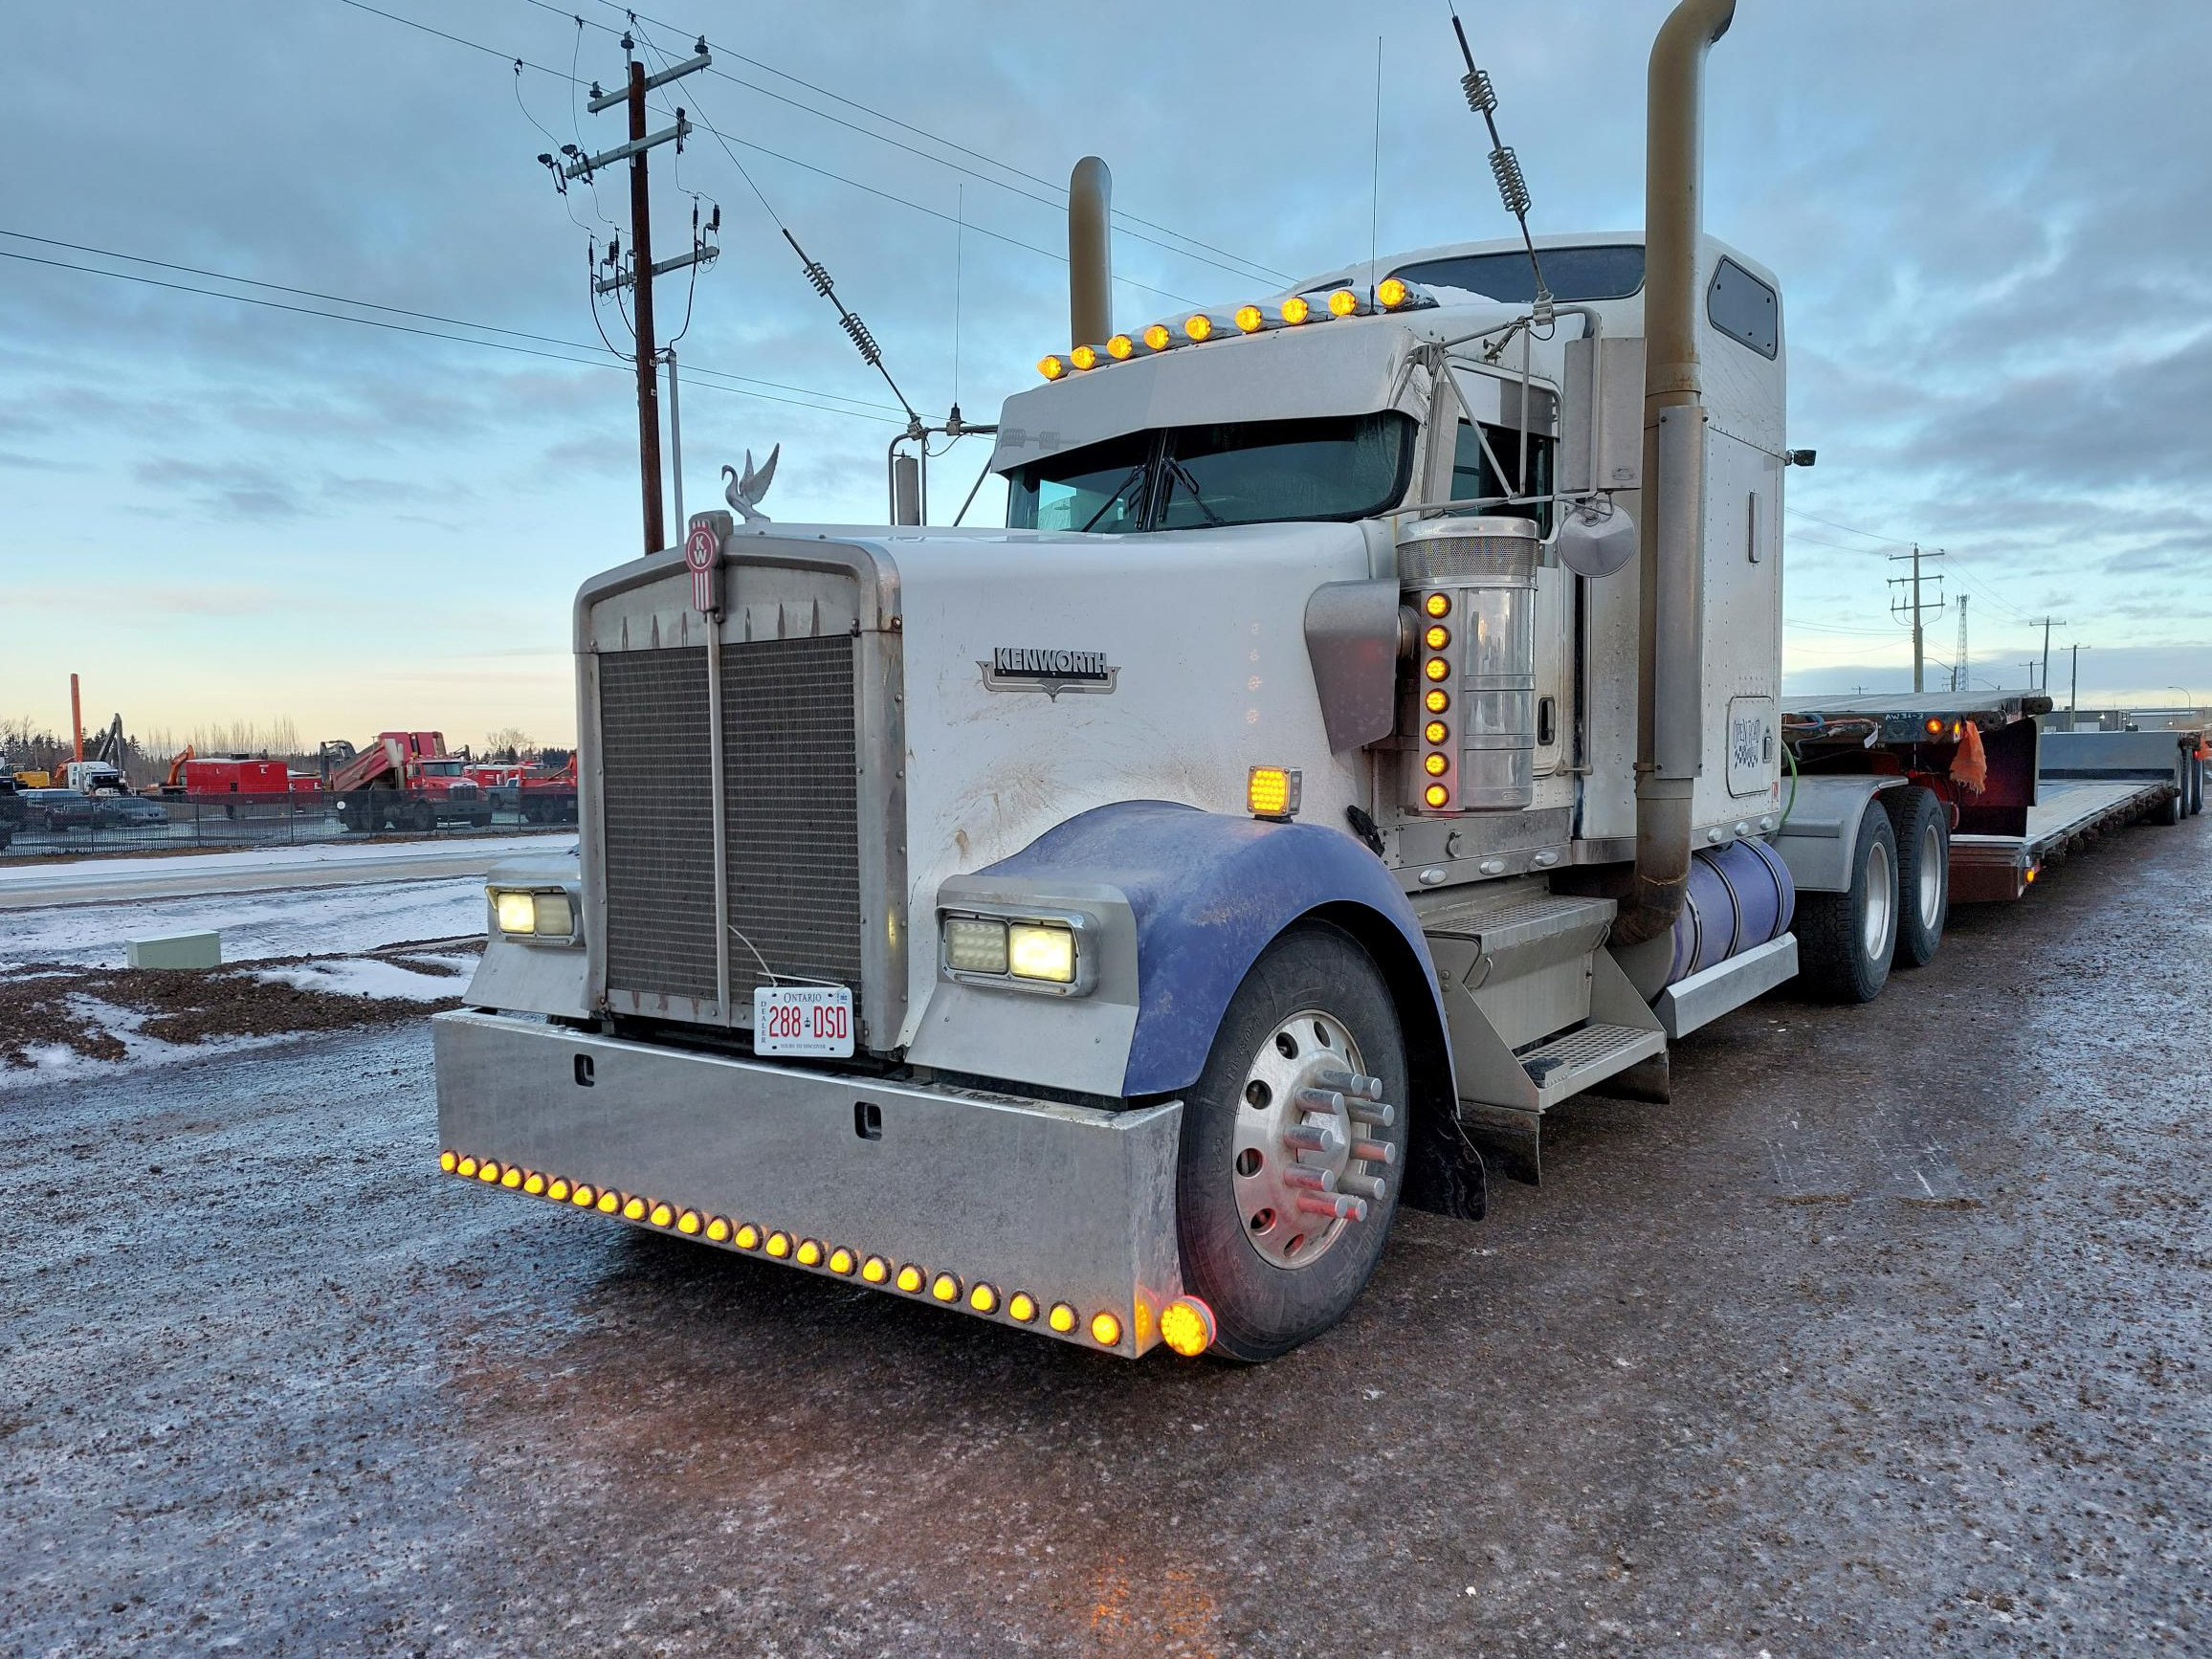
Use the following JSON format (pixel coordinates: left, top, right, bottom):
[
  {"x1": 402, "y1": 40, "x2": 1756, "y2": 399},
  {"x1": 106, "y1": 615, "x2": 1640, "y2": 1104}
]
[{"x1": 0, "y1": 832, "x2": 574, "y2": 908}]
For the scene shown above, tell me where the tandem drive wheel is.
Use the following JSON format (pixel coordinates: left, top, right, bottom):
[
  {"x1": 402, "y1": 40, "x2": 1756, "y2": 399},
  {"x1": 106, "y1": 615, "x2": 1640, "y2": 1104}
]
[{"x1": 1175, "y1": 922, "x2": 1407, "y2": 1362}]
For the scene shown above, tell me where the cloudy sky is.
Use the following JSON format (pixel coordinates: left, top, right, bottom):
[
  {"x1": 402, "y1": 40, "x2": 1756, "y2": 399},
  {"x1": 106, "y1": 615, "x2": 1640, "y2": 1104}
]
[{"x1": 4, "y1": 0, "x2": 2206, "y2": 748}]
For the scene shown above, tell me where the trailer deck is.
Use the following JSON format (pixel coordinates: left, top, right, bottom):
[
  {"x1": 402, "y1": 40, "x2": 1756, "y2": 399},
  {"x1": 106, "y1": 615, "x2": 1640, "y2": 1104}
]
[{"x1": 1949, "y1": 776, "x2": 2177, "y2": 902}]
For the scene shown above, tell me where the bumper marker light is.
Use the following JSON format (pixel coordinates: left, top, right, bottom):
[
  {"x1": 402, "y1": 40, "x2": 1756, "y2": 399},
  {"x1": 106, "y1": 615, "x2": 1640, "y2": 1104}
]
[
  {"x1": 547, "y1": 1177, "x2": 570, "y2": 1203},
  {"x1": 704, "y1": 1215, "x2": 731, "y2": 1243},
  {"x1": 766, "y1": 1230, "x2": 792, "y2": 1258},
  {"x1": 1007, "y1": 1292, "x2": 1038, "y2": 1323},
  {"x1": 676, "y1": 1209, "x2": 700, "y2": 1234},
  {"x1": 477, "y1": 1161, "x2": 501, "y2": 1183},
  {"x1": 829, "y1": 1247, "x2": 855, "y2": 1275},
  {"x1": 862, "y1": 1254, "x2": 890, "y2": 1284},
  {"x1": 735, "y1": 1223, "x2": 761, "y2": 1250},
  {"x1": 522, "y1": 1172, "x2": 544, "y2": 1196},
  {"x1": 1161, "y1": 1295, "x2": 1217, "y2": 1358},
  {"x1": 930, "y1": 1272, "x2": 962, "y2": 1303},
  {"x1": 1048, "y1": 1302, "x2": 1077, "y2": 1334},
  {"x1": 571, "y1": 1183, "x2": 596, "y2": 1207},
  {"x1": 439, "y1": 1150, "x2": 457, "y2": 1173},
  {"x1": 623, "y1": 1196, "x2": 648, "y2": 1221},
  {"x1": 597, "y1": 1190, "x2": 621, "y2": 1214},
  {"x1": 796, "y1": 1239, "x2": 824, "y2": 1267},
  {"x1": 896, "y1": 1264, "x2": 925, "y2": 1294},
  {"x1": 1090, "y1": 1310, "x2": 1122, "y2": 1346},
  {"x1": 968, "y1": 1283, "x2": 999, "y2": 1314},
  {"x1": 649, "y1": 1201, "x2": 674, "y2": 1228},
  {"x1": 502, "y1": 1166, "x2": 523, "y2": 1189}
]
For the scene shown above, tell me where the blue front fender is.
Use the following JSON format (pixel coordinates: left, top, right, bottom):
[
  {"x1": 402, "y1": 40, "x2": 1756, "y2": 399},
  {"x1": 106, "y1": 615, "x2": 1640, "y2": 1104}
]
[{"x1": 979, "y1": 801, "x2": 1448, "y2": 1099}]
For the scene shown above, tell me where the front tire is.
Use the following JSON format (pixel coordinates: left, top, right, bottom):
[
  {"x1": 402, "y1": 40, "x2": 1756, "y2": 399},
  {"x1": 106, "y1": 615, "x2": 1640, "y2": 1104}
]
[
  {"x1": 1796, "y1": 800, "x2": 1898, "y2": 1003},
  {"x1": 1884, "y1": 786, "x2": 1948, "y2": 970},
  {"x1": 1176, "y1": 922, "x2": 1408, "y2": 1362}
]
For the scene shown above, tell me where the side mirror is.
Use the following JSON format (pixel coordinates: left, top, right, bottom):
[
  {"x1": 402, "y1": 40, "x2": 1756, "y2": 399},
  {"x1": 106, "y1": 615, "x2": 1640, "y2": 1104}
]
[{"x1": 1786, "y1": 448, "x2": 1817, "y2": 467}]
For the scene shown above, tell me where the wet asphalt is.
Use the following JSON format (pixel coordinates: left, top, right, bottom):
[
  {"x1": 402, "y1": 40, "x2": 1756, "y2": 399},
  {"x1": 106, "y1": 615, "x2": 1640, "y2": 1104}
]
[{"x1": 3, "y1": 812, "x2": 2206, "y2": 1657}]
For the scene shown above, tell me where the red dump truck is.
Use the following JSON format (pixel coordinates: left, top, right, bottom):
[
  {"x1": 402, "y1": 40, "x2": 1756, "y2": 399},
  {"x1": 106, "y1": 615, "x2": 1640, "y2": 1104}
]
[{"x1": 324, "y1": 730, "x2": 490, "y2": 832}]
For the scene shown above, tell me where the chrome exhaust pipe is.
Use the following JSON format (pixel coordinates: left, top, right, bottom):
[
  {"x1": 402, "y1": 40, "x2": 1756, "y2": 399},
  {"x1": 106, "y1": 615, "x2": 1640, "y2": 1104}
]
[{"x1": 1068, "y1": 155, "x2": 1113, "y2": 350}]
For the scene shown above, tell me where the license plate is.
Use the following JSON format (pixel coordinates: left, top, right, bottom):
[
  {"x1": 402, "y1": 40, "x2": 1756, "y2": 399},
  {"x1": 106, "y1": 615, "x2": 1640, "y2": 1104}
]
[{"x1": 752, "y1": 984, "x2": 854, "y2": 1057}]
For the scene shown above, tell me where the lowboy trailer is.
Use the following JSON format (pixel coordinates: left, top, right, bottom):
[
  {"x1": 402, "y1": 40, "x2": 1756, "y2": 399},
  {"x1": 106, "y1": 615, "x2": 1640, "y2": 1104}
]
[{"x1": 432, "y1": 1, "x2": 2202, "y2": 1360}]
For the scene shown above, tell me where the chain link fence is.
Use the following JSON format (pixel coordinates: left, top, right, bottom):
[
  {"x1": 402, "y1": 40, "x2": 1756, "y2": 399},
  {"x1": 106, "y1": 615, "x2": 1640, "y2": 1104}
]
[{"x1": 0, "y1": 788, "x2": 577, "y2": 859}]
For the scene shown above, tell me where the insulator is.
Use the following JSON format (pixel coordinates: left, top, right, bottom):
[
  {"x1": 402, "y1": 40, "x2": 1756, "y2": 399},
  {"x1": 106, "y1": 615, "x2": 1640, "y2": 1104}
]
[
  {"x1": 802, "y1": 259, "x2": 833, "y2": 299},
  {"x1": 840, "y1": 312, "x2": 882, "y2": 366},
  {"x1": 1490, "y1": 146, "x2": 1533, "y2": 219},
  {"x1": 1461, "y1": 67, "x2": 1497, "y2": 116}
]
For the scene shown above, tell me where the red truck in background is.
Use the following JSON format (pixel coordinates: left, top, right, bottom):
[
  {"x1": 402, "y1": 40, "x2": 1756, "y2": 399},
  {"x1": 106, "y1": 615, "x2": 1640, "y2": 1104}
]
[
  {"x1": 468, "y1": 754, "x2": 580, "y2": 824},
  {"x1": 322, "y1": 730, "x2": 490, "y2": 833}
]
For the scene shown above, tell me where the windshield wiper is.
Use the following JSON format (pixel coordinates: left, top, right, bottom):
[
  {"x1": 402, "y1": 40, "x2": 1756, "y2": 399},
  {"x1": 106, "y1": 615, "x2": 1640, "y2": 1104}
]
[
  {"x1": 1164, "y1": 459, "x2": 1226, "y2": 527},
  {"x1": 1078, "y1": 463, "x2": 1149, "y2": 533}
]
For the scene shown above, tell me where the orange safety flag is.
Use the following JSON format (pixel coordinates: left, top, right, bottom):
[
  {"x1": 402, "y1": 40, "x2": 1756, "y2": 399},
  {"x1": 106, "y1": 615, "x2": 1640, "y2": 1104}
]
[{"x1": 1951, "y1": 719, "x2": 1988, "y2": 794}]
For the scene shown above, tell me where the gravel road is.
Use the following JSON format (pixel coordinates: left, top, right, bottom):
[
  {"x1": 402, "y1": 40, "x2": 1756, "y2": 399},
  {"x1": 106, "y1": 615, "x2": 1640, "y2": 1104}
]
[{"x1": 3, "y1": 813, "x2": 2204, "y2": 1657}]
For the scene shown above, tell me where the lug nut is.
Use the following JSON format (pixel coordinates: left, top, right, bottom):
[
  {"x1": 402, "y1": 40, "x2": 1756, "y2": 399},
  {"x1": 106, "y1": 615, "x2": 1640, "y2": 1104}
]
[
  {"x1": 1294, "y1": 1192, "x2": 1369, "y2": 1223},
  {"x1": 1314, "y1": 1069, "x2": 1384, "y2": 1101},
  {"x1": 1294, "y1": 1086, "x2": 1347, "y2": 1115},
  {"x1": 1283, "y1": 1120, "x2": 1346, "y2": 1156},
  {"x1": 1348, "y1": 1099, "x2": 1396, "y2": 1129},
  {"x1": 1282, "y1": 1166, "x2": 1339, "y2": 1194},
  {"x1": 1338, "y1": 1172, "x2": 1387, "y2": 1203},
  {"x1": 1350, "y1": 1138, "x2": 1398, "y2": 1166}
]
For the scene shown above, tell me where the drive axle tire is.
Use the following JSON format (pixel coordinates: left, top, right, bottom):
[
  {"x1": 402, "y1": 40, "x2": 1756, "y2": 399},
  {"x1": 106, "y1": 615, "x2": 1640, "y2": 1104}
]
[
  {"x1": 1176, "y1": 921, "x2": 1408, "y2": 1363},
  {"x1": 1796, "y1": 800, "x2": 1898, "y2": 1004},
  {"x1": 1883, "y1": 786, "x2": 1948, "y2": 971},
  {"x1": 411, "y1": 801, "x2": 436, "y2": 833}
]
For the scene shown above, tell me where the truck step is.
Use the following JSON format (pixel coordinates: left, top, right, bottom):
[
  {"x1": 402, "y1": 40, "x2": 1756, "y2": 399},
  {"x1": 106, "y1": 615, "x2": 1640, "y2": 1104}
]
[
  {"x1": 1515, "y1": 1021, "x2": 1667, "y2": 1110},
  {"x1": 1415, "y1": 886, "x2": 1617, "y2": 955}
]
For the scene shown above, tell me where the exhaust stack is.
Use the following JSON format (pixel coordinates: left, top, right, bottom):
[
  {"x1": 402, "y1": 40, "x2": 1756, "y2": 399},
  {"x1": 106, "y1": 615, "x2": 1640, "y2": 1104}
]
[
  {"x1": 1068, "y1": 156, "x2": 1113, "y2": 350},
  {"x1": 1616, "y1": 0, "x2": 1736, "y2": 947}
]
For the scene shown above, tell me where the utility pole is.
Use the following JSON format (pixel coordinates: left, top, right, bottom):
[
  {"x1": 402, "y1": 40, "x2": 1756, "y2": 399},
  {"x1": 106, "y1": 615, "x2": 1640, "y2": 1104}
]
[
  {"x1": 1951, "y1": 594, "x2": 1968, "y2": 693},
  {"x1": 2068, "y1": 642, "x2": 2090, "y2": 728},
  {"x1": 1888, "y1": 543, "x2": 1946, "y2": 694},
  {"x1": 663, "y1": 347, "x2": 683, "y2": 535},
  {"x1": 2020, "y1": 659, "x2": 2041, "y2": 691},
  {"x1": 545, "y1": 34, "x2": 712, "y2": 555},
  {"x1": 2024, "y1": 616, "x2": 2064, "y2": 695}
]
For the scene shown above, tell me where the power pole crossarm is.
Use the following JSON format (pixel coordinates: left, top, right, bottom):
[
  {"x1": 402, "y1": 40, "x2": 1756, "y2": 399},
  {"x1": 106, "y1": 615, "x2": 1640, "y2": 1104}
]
[{"x1": 562, "y1": 116, "x2": 690, "y2": 181}]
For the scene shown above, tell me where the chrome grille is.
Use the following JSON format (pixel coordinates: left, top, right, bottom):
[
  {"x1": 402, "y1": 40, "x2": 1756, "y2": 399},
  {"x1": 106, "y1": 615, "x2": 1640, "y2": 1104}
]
[
  {"x1": 722, "y1": 635, "x2": 865, "y2": 1012},
  {"x1": 598, "y1": 648, "x2": 718, "y2": 1004}
]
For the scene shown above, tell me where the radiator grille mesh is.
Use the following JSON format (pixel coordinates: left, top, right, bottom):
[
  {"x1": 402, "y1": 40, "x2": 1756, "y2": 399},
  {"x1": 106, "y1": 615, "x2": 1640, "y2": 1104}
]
[
  {"x1": 598, "y1": 649, "x2": 718, "y2": 1003},
  {"x1": 721, "y1": 635, "x2": 865, "y2": 1010}
]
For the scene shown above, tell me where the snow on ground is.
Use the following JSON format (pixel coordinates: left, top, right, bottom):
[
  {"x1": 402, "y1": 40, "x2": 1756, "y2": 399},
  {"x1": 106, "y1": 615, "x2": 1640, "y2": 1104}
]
[
  {"x1": 0, "y1": 878, "x2": 489, "y2": 971},
  {"x1": 0, "y1": 992, "x2": 294, "y2": 1091},
  {"x1": 0, "y1": 833, "x2": 567, "y2": 894},
  {"x1": 250, "y1": 954, "x2": 476, "y2": 1001}
]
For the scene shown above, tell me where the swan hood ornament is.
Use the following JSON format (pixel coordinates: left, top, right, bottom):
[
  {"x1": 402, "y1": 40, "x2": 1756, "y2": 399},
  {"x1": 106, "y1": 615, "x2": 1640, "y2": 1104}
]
[{"x1": 721, "y1": 445, "x2": 779, "y2": 524}]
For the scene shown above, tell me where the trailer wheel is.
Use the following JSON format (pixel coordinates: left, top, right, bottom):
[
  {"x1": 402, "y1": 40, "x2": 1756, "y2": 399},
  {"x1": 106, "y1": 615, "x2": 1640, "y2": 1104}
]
[
  {"x1": 2156, "y1": 783, "x2": 2186, "y2": 827},
  {"x1": 1176, "y1": 921, "x2": 1407, "y2": 1362},
  {"x1": 2188, "y1": 755, "x2": 2202, "y2": 817},
  {"x1": 1796, "y1": 802, "x2": 1898, "y2": 1004},
  {"x1": 1883, "y1": 786, "x2": 1948, "y2": 971}
]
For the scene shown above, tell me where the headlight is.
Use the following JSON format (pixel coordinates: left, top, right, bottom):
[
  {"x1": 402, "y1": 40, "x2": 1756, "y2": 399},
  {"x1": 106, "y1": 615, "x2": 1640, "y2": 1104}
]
[
  {"x1": 939, "y1": 909, "x2": 1095, "y2": 995},
  {"x1": 1007, "y1": 923, "x2": 1075, "y2": 984},
  {"x1": 489, "y1": 886, "x2": 577, "y2": 941}
]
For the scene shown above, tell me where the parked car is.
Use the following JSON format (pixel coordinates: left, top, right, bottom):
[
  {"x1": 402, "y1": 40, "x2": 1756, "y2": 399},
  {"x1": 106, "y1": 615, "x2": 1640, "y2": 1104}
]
[
  {"x1": 0, "y1": 776, "x2": 21, "y2": 850},
  {"x1": 20, "y1": 787, "x2": 93, "y2": 831},
  {"x1": 91, "y1": 795, "x2": 171, "y2": 830}
]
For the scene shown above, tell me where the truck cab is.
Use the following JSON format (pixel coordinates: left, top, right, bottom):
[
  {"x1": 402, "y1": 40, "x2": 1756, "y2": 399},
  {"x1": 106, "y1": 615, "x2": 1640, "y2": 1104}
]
[{"x1": 436, "y1": 0, "x2": 1870, "y2": 1362}]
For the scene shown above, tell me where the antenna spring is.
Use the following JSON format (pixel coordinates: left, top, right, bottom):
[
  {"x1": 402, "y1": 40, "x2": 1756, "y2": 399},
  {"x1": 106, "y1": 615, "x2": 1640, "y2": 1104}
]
[
  {"x1": 1489, "y1": 146, "x2": 1533, "y2": 219},
  {"x1": 1461, "y1": 67, "x2": 1496, "y2": 116},
  {"x1": 839, "y1": 312, "x2": 883, "y2": 366},
  {"x1": 802, "y1": 258, "x2": 834, "y2": 299}
]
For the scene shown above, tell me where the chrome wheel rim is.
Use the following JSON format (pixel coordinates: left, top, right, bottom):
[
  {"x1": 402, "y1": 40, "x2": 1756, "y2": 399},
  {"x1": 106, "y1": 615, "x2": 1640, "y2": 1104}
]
[
  {"x1": 1864, "y1": 839, "x2": 1895, "y2": 963},
  {"x1": 1230, "y1": 1008, "x2": 1379, "y2": 1271},
  {"x1": 1917, "y1": 819, "x2": 1944, "y2": 931}
]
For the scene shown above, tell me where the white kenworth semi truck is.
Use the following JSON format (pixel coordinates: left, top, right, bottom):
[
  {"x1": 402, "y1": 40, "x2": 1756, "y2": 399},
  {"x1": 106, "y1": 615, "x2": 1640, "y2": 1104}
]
[{"x1": 437, "y1": 0, "x2": 1867, "y2": 1360}]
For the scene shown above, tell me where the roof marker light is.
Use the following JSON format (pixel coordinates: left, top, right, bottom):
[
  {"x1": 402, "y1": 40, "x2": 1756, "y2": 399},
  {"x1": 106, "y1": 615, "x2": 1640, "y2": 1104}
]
[
  {"x1": 1106, "y1": 333, "x2": 1134, "y2": 360},
  {"x1": 1377, "y1": 276, "x2": 1409, "y2": 308},
  {"x1": 1281, "y1": 295, "x2": 1311, "y2": 324},
  {"x1": 1141, "y1": 322, "x2": 1171, "y2": 351},
  {"x1": 1183, "y1": 313, "x2": 1213, "y2": 342},
  {"x1": 1037, "y1": 354, "x2": 1065, "y2": 381},
  {"x1": 1234, "y1": 304, "x2": 1264, "y2": 333},
  {"x1": 1070, "y1": 343, "x2": 1098, "y2": 371},
  {"x1": 1328, "y1": 288, "x2": 1360, "y2": 317}
]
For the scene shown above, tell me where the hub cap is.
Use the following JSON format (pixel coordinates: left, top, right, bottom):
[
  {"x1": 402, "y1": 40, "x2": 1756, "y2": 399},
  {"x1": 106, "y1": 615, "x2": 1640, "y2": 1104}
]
[
  {"x1": 1230, "y1": 1008, "x2": 1386, "y2": 1271},
  {"x1": 1864, "y1": 838, "x2": 1895, "y2": 963},
  {"x1": 1917, "y1": 819, "x2": 1944, "y2": 931}
]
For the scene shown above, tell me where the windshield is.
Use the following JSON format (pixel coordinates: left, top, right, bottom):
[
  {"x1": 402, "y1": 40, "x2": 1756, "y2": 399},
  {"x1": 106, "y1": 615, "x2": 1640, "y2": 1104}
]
[
  {"x1": 419, "y1": 761, "x2": 463, "y2": 777},
  {"x1": 1006, "y1": 411, "x2": 1414, "y2": 534}
]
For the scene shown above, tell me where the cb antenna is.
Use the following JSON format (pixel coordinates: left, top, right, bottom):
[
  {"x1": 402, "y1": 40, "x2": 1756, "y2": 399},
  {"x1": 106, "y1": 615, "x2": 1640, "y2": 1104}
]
[
  {"x1": 783, "y1": 227, "x2": 922, "y2": 432},
  {"x1": 1449, "y1": 4, "x2": 1554, "y2": 327}
]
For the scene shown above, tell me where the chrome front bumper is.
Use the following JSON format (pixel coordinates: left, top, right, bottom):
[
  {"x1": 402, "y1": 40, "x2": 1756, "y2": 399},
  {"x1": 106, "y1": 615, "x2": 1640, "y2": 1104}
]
[{"x1": 431, "y1": 1010, "x2": 1184, "y2": 1356}]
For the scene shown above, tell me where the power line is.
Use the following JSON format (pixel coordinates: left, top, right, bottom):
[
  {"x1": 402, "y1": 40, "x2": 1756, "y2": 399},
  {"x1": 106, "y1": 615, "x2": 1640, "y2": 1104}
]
[
  {"x1": 519, "y1": 0, "x2": 1295, "y2": 287},
  {"x1": 0, "y1": 228, "x2": 906, "y2": 414},
  {"x1": 0, "y1": 245, "x2": 906, "y2": 424},
  {"x1": 333, "y1": 0, "x2": 1201, "y2": 307}
]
